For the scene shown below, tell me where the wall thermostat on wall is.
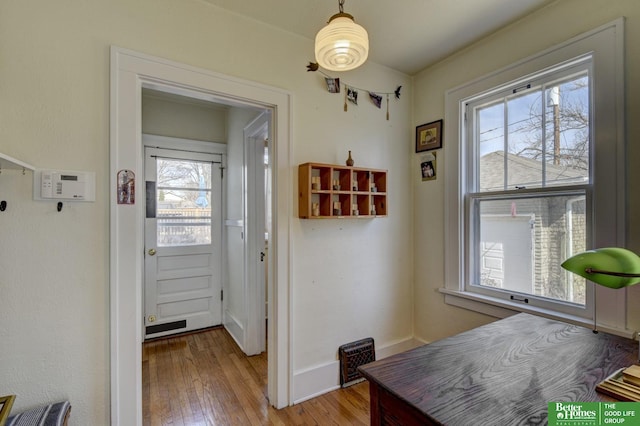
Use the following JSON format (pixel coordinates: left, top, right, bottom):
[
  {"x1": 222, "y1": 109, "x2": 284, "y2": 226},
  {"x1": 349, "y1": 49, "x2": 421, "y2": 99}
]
[{"x1": 33, "y1": 169, "x2": 96, "y2": 202}]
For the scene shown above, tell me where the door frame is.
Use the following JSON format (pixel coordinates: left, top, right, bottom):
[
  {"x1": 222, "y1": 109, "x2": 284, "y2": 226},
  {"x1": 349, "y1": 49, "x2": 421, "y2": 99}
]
[
  {"x1": 243, "y1": 112, "x2": 270, "y2": 355},
  {"x1": 110, "y1": 47, "x2": 293, "y2": 425}
]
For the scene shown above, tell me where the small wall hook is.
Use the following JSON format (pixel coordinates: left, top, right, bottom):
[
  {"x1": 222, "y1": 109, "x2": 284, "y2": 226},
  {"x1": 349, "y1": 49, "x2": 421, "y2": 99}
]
[
  {"x1": 57, "y1": 202, "x2": 63, "y2": 212},
  {"x1": 0, "y1": 200, "x2": 6, "y2": 212}
]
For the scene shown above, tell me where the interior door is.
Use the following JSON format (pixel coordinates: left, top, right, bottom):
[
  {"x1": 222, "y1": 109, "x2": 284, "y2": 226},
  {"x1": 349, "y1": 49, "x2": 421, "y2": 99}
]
[
  {"x1": 144, "y1": 147, "x2": 223, "y2": 339},
  {"x1": 244, "y1": 114, "x2": 269, "y2": 355}
]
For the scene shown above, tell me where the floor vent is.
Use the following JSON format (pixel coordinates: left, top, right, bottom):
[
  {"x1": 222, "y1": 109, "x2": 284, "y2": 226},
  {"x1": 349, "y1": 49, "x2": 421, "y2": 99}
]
[
  {"x1": 146, "y1": 319, "x2": 187, "y2": 335},
  {"x1": 339, "y1": 337, "x2": 375, "y2": 387}
]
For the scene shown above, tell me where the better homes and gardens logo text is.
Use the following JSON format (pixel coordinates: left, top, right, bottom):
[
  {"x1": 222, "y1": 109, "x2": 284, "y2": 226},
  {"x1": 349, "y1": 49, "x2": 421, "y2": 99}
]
[
  {"x1": 552, "y1": 403, "x2": 597, "y2": 424},
  {"x1": 549, "y1": 402, "x2": 639, "y2": 425}
]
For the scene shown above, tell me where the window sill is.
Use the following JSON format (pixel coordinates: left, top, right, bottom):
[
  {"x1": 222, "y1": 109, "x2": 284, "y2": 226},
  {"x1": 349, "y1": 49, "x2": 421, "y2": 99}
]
[{"x1": 439, "y1": 288, "x2": 635, "y2": 339}]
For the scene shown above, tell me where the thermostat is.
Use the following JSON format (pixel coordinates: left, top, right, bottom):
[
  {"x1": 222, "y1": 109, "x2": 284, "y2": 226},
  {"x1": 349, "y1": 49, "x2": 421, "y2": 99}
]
[{"x1": 34, "y1": 169, "x2": 96, "y2": 202}]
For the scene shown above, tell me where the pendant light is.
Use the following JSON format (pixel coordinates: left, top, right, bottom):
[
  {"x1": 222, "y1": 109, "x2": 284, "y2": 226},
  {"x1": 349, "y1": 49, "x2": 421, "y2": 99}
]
[{"x1": 315, "y1": 0, "x2": 369, "y2": 72}]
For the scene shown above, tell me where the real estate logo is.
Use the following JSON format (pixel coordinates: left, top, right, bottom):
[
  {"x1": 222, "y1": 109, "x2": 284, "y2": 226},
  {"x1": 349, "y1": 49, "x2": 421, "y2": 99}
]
[
  {"x1": 550, "y1": 402, "x2": 597, "y2": 425},
  {"x1": 548, "y1": 402, "x2": 640, "y2": 426}
]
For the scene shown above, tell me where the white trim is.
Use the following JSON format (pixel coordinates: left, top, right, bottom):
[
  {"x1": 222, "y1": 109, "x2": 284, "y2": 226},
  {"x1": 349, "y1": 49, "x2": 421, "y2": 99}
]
[
  {"x1": 444, "y1": 19, "x2": 628, "y2": 333},
  {"x1": 292, "y1": 337, "x2": 422, "y2": 404},
  {"x1": 375, "y1": 337, "x2": 424, "y2": 359},
  {"x1": 293, "y1": 361, "x2": 340, "y2": 404},
  {"x1": 223, "y1": 309, "x2": 245, "y2": 349},
  {"x1": 142, "y1": 134, "x2": 227, "y2": 154},
  {"x1": 243, "y1": 111, "x2": 269, "y2": 356},
  {"x1": 440, "y1": 288, "x2": 635, "y2": 339},
  {"x1": 110, "y1": 46, "x2": 293, "y2": 425}
]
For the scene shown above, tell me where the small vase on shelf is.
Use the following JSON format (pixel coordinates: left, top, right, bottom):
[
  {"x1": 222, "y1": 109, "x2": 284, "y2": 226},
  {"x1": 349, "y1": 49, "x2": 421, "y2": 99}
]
[{"x1": 346, "y1": 151, "x2": 354, "y2": 167}]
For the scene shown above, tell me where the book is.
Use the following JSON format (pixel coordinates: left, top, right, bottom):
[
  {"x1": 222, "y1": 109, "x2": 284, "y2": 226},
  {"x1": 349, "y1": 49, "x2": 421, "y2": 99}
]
[
  {"x1": 597, "y1": 367, "x2": 640, "y2": 401},
  {"x1": 623, "y1": 364, "x2": 640, "y2": 387}
]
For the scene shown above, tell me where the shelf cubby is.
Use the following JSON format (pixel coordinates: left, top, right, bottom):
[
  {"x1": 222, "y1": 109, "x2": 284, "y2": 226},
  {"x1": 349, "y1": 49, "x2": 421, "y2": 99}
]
[{"x1": 299, "y1": 162, "x2": 387, "y2": 219}]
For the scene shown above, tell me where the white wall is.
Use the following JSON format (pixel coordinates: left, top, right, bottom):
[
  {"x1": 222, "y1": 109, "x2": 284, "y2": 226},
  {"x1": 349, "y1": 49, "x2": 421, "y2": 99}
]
[
  {"x1": 142, "y1": 91, "x2": 228, "y2": 142},
  {"x1": 0, "y1": 0, "x2": 412, "y2": 423},
  {"x1": 412, "y1": 0, "x2": 640, "y2": 342},
  {"x1": 291, "y1": 74, "x2": 414, "y2": 400}
]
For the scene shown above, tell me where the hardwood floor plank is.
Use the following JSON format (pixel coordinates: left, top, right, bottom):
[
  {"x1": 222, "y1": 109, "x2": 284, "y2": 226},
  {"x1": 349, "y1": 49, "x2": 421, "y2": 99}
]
[
  {"x1": 323, "y1": 384, "x2": 370, "y2": 425},
  {"x1": 169, "y1": 337, "x2": 199, "y2": 425},
  {"x1": 143, "y1": 327, "x2": 371, "y2": 425},
  {"x1": 203, "y1": 333, "x2": 255, "y2": 425},
  {"x1": 178, "y1": 341, "x2": 207, "y2": 425},
  {"x1": 195, "y1": 347, "x2": 236, "y2": 425},
  {"x1": 226, "y1": 354, "x2": 272, "y2": 424}
]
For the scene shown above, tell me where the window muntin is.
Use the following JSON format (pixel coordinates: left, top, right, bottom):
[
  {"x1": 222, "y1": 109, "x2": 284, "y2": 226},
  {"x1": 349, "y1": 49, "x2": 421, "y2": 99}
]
[{"x1": 465, "y1": 57, "x2": 592, "y2": 310}]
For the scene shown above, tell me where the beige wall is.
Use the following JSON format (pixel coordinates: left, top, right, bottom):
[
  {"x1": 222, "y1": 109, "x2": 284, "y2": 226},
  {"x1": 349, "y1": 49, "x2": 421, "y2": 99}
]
[
  {"x1": 8, "y1": 0, "x2": 637, "y2": 423},
  {"x1": 0, "y1": 0, "x2": 411, "y2": 423},
  {"x1": 142, "y1": 91, "x2": 229, "y2": 142},
  {"x1": 412, "y1": 0, "x2": 640, "y2": 342}
]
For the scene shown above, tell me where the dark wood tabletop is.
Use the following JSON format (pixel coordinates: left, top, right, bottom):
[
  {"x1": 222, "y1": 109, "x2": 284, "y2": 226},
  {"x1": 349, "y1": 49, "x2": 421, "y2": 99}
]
[{"x1": 358, "y1": 313, "x2": 638, "y2": 425}]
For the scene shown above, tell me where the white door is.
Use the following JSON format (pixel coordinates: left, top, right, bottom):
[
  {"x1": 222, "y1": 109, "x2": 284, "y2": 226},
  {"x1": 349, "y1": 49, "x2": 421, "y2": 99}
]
[
  {"x1": 144, "y1": 147, "x2": 223, "y2": 339},
  {"x1": 244, "y1": 113, "x2": 269, "y2": 355}
]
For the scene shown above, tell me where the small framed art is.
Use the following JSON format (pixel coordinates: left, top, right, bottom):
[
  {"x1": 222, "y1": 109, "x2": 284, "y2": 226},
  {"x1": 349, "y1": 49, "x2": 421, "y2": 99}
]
[
  {"x1": 420, "y1": 152, "x2": 437, "y2": 181},
  {"x1": 416, "y1": 119, "x2": 443, "y2": 153}
]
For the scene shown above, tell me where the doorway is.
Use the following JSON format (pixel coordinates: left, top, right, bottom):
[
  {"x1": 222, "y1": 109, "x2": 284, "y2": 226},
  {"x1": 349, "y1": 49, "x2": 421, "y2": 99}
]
[
  {"x1": 143, "y1": 146, "x2": 224, "y2": 339},
  {"x1": 110, "y1": 47, "x2": 293, "y2": 425}
]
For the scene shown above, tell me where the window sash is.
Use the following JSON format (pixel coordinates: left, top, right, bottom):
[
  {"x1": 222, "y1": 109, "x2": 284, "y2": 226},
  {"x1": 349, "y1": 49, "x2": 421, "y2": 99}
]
[
  {"x1": 465, "y1": 188, "x2": 591, "y2": 316},
  {"x1": 466, "y1": 61, "x2": 592, "y2": 194}
]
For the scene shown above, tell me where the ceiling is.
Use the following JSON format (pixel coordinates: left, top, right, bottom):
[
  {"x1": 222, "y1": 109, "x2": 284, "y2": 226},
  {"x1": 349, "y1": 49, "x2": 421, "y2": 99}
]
[{"x1": 201, "y1": 0, "x2": 555, "y2": 75}]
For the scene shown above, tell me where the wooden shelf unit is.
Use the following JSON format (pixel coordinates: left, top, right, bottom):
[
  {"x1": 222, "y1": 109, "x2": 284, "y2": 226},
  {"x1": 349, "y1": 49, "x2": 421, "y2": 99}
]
[{"x1": 298, "y1": 162, "x2": 387, "y2": 219}]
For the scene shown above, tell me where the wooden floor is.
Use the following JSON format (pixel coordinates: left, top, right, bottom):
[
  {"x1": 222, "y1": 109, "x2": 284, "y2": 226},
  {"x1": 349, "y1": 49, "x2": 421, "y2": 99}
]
[{"x1": 142, "y1": 327, "x2": 370, "y2": 425}]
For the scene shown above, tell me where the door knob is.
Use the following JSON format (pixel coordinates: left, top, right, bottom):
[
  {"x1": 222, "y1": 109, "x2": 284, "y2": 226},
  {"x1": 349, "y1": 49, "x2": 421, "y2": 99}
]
[{"x1": 148, "y1": 248, "x2": 157, "y2": 256}]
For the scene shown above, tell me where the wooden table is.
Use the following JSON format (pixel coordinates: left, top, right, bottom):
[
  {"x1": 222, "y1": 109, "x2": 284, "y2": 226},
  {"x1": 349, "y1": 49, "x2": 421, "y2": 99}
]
[{"x1": 358, "y1": 313, "x2": 638, "y2": 425}]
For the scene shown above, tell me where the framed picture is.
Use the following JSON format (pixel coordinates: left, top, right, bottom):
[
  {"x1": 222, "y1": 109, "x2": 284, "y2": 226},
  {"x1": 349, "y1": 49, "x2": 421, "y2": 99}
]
[
  {"x1": 0, "y1": 395, "x2": 16, "y2": 424},
  {"x1": 416, "y1": 119, "x2": 443, "y2": 153},
  {"x1": 420, "y1": 152, "x2": 437, "y2": 182}
]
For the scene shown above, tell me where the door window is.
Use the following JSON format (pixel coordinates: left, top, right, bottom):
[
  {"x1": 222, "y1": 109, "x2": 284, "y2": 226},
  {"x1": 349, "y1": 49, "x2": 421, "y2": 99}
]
[{"x1": 156, "y1": 158, "x2": 212, "y2": 247}]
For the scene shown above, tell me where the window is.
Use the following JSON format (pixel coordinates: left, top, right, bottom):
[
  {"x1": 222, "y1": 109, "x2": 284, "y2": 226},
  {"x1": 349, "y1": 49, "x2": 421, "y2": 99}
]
[
  {"x1": 443, "y1": 19, "x2": 628, "y2": 334},
  {"x1": 466, "y1": 58, "x2": 590, "y2": 314},
  {"x1": 156, "y1": 158, "x2": 213, "y2": 247}
]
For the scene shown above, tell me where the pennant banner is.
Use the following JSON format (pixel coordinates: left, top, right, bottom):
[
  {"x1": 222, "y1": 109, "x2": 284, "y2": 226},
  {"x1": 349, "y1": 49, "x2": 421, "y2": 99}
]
[
  {"x1": 325, "y1": 77, "x2": 340, "y2": 93},
  {"x1": 308, "y1": 62, "x2": 401, "y2": 120},
  {"x1": 347, "y1": 87, "x2": 358, "y2": 105},
  {"x1": 369, "y1": 92, "x2": 382, "y2": 109}
]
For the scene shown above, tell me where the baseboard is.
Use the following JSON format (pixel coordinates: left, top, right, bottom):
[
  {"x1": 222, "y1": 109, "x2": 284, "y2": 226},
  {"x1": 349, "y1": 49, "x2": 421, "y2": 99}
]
[
  {"x1": 376, "y1": 336, "x2": 425, "y2": 359},
  {"x1": 293, "y1": 361, "x2": 340, "y2": 404},
  {"x1": 223, "y1": 310, "x2": 244, "y2": 350},
  {"x1": 292, "y1": 336, "x2": 423, "y2": 404}
]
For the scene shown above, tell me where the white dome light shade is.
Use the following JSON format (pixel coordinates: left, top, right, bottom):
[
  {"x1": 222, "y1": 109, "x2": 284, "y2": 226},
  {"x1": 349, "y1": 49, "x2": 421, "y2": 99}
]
[{"x1": 315, "y1": 13, "x2": 369, "y2": 71}]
